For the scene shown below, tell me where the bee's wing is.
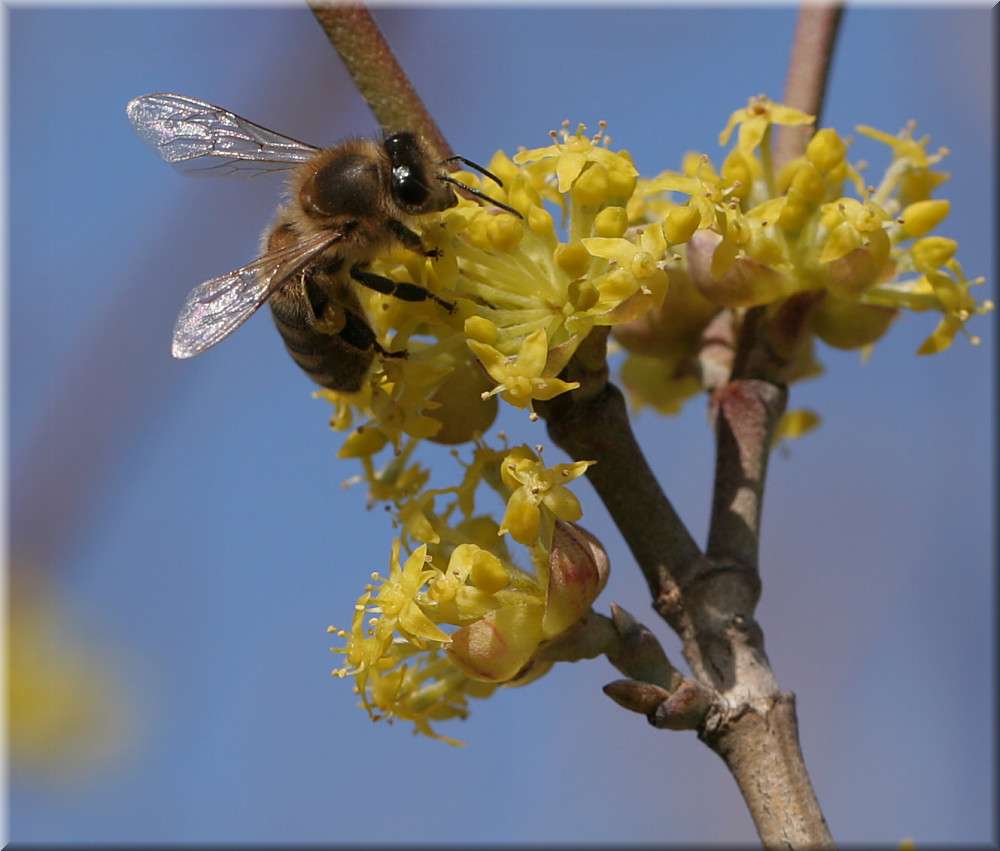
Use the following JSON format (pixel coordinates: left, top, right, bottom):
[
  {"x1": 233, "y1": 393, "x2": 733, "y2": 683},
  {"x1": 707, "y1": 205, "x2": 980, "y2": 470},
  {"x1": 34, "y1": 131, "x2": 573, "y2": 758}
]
[
  {"x1": 172, "y1": 230, "x2": 341, "y2": 359},
  {"x1": 127, "y1": 93, "x2": 320, "y2": 178}
]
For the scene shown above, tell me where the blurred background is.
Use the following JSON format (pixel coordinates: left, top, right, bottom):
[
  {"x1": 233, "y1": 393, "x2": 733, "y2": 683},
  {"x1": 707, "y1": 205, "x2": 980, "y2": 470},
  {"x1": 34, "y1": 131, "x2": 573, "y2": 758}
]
[{"x1": 4, "y1": 4, "x2": 994, "y2": 845}]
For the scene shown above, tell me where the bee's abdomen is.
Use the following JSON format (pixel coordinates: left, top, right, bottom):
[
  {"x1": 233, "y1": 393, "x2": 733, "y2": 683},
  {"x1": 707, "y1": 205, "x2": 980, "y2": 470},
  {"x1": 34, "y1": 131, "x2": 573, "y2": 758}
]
[{"x1": 268, "y1": 275, "x2": 376, "y2": 393}]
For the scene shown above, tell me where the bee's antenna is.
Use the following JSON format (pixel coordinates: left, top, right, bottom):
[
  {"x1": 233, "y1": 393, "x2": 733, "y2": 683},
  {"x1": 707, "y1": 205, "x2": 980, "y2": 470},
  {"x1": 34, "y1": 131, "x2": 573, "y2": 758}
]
[
  {"x1": 440, "y1": 175, "x2": 523, "y2": 219},
  {"x1": 441, "y1": 155, "x2": 504, "y2": 188},
  {"x1": 440, "y1": 155, "x2": 523, "y2": 219}
]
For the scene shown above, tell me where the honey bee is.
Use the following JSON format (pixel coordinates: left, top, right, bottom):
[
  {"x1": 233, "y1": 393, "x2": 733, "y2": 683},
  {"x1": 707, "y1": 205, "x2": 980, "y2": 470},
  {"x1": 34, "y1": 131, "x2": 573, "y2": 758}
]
[{"x1": 126, "y1": 93, "x2": 517, "y2": 391}]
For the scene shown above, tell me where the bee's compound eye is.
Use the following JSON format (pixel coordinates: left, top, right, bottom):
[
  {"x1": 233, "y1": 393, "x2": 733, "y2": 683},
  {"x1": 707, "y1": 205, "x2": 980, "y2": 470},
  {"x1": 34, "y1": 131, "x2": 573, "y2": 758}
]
[
  {"x1": 302, "y1": 154, "x2": 381, "y2": 218},
  {"x1": 391, "y1": 164, "x2": 430, "y2": 209},
  {"x1": 383, "y1": 132, "x2": 421, "y2": 166},
  {"x1": 384, "y1": 133, "x2": 433, "y2": 211}
]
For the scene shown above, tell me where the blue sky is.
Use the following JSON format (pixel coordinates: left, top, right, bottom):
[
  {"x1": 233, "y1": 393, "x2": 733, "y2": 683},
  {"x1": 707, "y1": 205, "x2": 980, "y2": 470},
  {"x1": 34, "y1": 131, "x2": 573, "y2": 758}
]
[{"x1": 5, "y1": 4, "x2": 995, "y2": 844}]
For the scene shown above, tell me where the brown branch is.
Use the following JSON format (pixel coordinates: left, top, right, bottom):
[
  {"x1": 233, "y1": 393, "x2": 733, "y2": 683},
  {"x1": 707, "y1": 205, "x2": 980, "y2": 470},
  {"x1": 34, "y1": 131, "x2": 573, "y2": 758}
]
[
  {"x1": 540, "y1": 327, "x2": 828, "y2": 846},
  {"x1": 705, "y1": 693, "x2": 833, "y2": 847},
  {"x1": 537, "y1": 331, "x2": 703, "y2": 599},
  {"x1": 307, "y1": 2, "x2": 452, "y2": 158},
  {"x1": 688, "y1": 257, "x2": 826, "y2": 846},
  {"x1": 706, "y1": 379, "x2": 787, "y2": 567},
  {"x1": 704, "y1": 292, "x2": 820, "y2": 566},
  {"x1": 775, "y1": 2, "x2": 845, "y2": 170}
]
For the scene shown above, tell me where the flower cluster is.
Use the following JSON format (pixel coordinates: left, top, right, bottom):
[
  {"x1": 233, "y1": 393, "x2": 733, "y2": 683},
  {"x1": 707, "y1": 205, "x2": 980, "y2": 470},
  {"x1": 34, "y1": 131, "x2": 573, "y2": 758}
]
[
  {"x1": 317, "y1": 100, "x2": 989, "y2": 444},
  {"x1": 326, "y1": 101, "x2": 989, "y2": 739},
  {"x1": 316, "y1": 120, "x2": 671, "y2": 453},
  {"x1": 613, "y1": 95, "x2": 991, "y2": 415},
  {"x1": 329, "y1": 445, "x2": 608, "y2": 743}
]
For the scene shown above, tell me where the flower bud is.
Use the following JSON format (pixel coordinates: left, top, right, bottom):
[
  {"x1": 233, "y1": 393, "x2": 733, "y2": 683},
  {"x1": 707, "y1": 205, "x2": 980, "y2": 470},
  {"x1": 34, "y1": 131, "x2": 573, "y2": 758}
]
[
  {"x1": 607, "y1": 603, "x2": 681, "y2": 687},
  {"x1": 911, "y1": 235, "x2": 957, "y2": 272},
  {"x1": 603, "y1": 678, "x2": 672, "y2": 715},
  {"x1": 464, "y1": 315, "x2": 498, "y2": 345},
  {"x1": 508, "y1": 182, "x2": 543, "y2": 217},
  {"x1": 664, "y1": 205, "x2": 702, "y2": 245},
  {"x1": 542, "y1": 521, "x2": 609, "y2": 638},
  {"x1": 486, "y1": 214, "x2": 524, "y2": 252},
  {"x1": 593, "y1": 205, "x2": 629, "y2": 238},
  {"x1": 652, "y1": 679, "x2": 715, "y2": 730},
  {"x1": 899, "y1": 199, "x2": 950, "y2": 239},
  {"x1": 426, "y1": 357, "x2": 499, "y2": 445},
  {"x1": 811, "y1": 293, "x2": 897, "y2": 349},
  {"x1": 789, "y1": 161, "x2": 827, "y2": 204},
  {"x1": 806, "y1": 127, "x2": 847, "y2": 173},
  {"x1": 720, "y1": 150, "x2": 752, "y2": 204},
  {"x1": 607, "y1": 164, "x2": 638, "y2": 201},
  {"x1": 446, "y1": 604, "x2": 546, "y2": 682},
  {"x1": 777, "y1": 190, "x2": 810, "y2": 233},
  {"x1": 687, "y1": 229, "x2": 795, "y2": 308},
  {"x1": 572, "y1": 163, "x2": 609, "y2": 205},
  {"x1": 555, "y1": 242, "x2": 591, "y2": 278},
  {"x1": 486, "y1": 150, "x2": 520, "y2": 186},
  {"x1": 527, "y1": 204, "x2": 555, "y2": 238},
  {"x1": 822, "y1": 227, "x2": 891, "y2": 297},
  {"x1": 567, "y1": 279, "x2": 600, "y2": 312}
]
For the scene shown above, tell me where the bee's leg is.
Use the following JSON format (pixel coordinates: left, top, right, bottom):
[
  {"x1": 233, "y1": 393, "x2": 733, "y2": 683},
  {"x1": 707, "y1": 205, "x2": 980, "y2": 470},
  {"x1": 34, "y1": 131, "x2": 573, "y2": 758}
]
[
  {"x1": 372, "y1": 339, "x2": 408, "y2": 360},
  {"x1": 335, "y1": 308, "x2": 405, "y2": 359},
  {"x1": 388, "y1": 219, "x2": 442, "y2": 259},
  {"x1": 349, "y1": 266, "x2": 456, "y2": 314}
]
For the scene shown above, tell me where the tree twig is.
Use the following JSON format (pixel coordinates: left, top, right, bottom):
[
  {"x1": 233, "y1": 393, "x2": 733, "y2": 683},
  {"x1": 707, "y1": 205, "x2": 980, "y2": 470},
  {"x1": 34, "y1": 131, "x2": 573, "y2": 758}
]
[
  {"x1": 775, "y1": 2, "x2": 845, "y2": 170},
  {"x1": 705, "y1": 693, "x2": 832, "y2": 847},
  {"x1": 537, "y1": 330, "x2": 703, "y2": 599},
  {"x1": 307, "y1": 2, "x2": 452, "y2": 158},
  {"x1": 706, "y1": 379, "x2": 787, "y2": 567}
]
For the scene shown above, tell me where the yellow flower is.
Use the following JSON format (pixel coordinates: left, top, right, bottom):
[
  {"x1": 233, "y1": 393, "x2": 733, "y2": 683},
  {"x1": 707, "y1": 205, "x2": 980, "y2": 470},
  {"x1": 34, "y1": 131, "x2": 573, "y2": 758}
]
[
  {"x1": 317, "y1": 104, "x2": 987, "y2": 444},
  {"x1": 467, "y1": 326, "x2": 580, "y2": 410},
  {"x1": 718, "y1": 94, "x2": 815, "y2": 152},
  {"x1": 862, "y1": 249, "x2": 991, "y2": 354},
  {"x1": 497, "y1": 445, "x2": 593, "y2": 545},
  {"x1": 857, "y1": 122, "x2": 950, "y2": 207},
  {"x1": 8, "y1": 573, "x2": 134, "y2": 774},
  {"x1": 373, "y1": 542, "x2": 450, "y2": 645}
]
